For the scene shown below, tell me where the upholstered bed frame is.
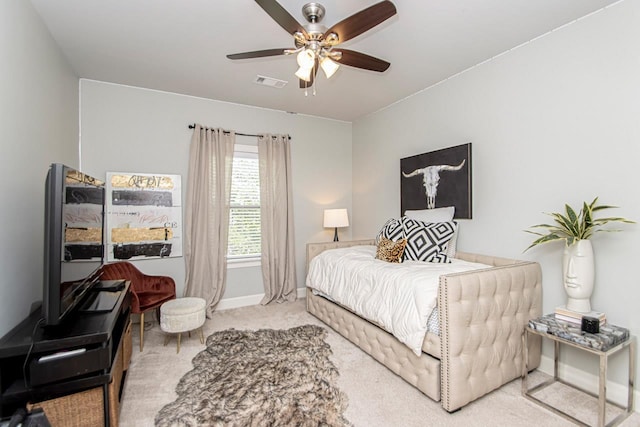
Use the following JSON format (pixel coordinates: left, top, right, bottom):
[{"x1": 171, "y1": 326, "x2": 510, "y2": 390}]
[{"x1": 306, "y1": 239, "x2": 542, "y2": 412}]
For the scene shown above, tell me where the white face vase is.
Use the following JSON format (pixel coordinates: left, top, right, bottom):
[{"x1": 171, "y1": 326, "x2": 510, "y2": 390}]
[{"x1": 562, "y1": 240, "x2": 595, "y2": 313}]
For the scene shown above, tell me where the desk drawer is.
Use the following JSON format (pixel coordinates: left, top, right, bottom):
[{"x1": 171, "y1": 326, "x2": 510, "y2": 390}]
[{"x1": 30, "y1": 346, "x2": 110, "y2": 386}]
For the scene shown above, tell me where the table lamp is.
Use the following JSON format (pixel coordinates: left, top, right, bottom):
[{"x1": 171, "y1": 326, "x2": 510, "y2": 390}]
[{"x1": 323, "y1": 208, "x2": 349, "y2": 242}]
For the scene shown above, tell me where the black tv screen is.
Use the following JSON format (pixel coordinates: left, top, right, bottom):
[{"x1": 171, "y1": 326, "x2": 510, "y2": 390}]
[{"x1": 43, "y1": 163, "x2": 105, "y2": 326}]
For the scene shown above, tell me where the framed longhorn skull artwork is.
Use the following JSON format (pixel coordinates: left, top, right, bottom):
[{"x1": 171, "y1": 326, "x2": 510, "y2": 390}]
[{"x1": 400, "y1": 143, "x2": 472, "y2": 219}]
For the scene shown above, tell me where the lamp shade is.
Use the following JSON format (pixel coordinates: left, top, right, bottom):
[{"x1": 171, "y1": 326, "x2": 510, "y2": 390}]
[
  {"x1": 320, "y1": 57, "x2": 339, "y2": 79},
  {"x1": 297, "y1": 49, "x2": 315, "y2": 68},
  {"x1": 295, "y1": 66, "x2": 312, "y2": 82},
  {"x1": 323, "y1": 208, "x2": 349, "y2": 228}
]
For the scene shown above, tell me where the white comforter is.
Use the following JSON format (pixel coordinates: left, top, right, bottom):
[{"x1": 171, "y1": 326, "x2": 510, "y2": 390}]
[{"x1": 306, "y1": 245, "x2": 490, "y2": 355}]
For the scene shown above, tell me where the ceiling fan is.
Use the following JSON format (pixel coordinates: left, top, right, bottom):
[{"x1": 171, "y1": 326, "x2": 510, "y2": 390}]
[{"x1": 227, "y1": 0, "x2": 397, "y2": 90}]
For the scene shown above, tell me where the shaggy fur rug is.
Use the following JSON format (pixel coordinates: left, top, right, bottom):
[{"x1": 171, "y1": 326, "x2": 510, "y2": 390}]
[{"x1": 155, "y1": 325, "x2": 350, "y2": 427}]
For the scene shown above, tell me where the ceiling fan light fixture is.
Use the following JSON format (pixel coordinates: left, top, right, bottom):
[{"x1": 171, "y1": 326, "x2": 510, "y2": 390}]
[
  {"x1": 324, "y1": 32, "x2": 339, "y2": 46},
  {"x1": 295, "y1": 66, "x2": 313, "y2": 82},
  {"x1": 328, "y1": 50, "x2": 342, "y2": 61},
  {"x1": 293, "y1": 31, "x2": 307, "y2": 46},
  {"x1": 320, "y1": 57, "x2": 339, "y2": 79},
  {"x1": 296, "y1": 49, "x2": 315, "y2": 68}
]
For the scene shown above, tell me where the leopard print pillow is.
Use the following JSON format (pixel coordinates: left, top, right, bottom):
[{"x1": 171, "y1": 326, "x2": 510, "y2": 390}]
[{"x1": 375, "y1": 237, "x2": 407, "y2": 263}]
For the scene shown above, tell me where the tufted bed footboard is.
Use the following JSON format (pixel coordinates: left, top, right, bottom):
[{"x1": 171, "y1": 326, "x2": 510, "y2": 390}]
[{"x1": 306, "y1": 240, "x2": 542, "y2": 412}]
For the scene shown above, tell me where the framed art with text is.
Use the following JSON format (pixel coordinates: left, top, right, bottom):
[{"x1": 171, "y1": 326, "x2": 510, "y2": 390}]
[
  {"x1": 106, "y1": 172, "x2": 182, "y2": 261},
  {"x1": 400, "y1": 143, "x2": 472, "y2": 219}
]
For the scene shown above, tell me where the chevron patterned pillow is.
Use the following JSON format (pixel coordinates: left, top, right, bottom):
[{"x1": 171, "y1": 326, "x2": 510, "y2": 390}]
[
  {"x1": 375, "y1": 218, "x2": 404, "y2": 245},
  {"x1": 401, "y1": 218, "x2": 456, "y2": 263}
]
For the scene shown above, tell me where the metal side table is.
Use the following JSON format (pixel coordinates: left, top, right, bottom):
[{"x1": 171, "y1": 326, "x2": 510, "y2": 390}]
[{"x1": 522, "y1": 315, "x2": 635, "y2": 427}]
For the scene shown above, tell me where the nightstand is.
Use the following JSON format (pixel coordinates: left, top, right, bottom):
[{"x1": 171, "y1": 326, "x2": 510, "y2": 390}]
[{"x1": 522, "y1": 314, "x2": 635, "y2": 427}]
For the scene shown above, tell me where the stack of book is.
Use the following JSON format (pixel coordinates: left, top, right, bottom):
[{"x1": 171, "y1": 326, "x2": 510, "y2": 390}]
[{"x1": 554, "y1": 305, "x2": 606, "y2": 326}]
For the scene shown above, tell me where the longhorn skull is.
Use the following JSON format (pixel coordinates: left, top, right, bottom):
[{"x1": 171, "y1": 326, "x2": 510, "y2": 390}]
[{"x1": 402, "y1": 160, "x2": 466, "y2": 209}]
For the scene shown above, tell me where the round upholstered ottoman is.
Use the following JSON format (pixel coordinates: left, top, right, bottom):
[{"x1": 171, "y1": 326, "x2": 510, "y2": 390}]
[{"x1": 160, "y1": 297, "x2": 206, "y2": 353}]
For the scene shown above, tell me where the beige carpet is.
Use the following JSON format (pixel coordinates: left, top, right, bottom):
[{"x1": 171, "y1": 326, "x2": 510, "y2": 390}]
[{"x1": 118, "y1": 299, "x2": 639, "y2": 427}]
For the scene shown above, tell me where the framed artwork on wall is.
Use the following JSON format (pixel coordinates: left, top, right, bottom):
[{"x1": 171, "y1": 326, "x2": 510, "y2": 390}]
[
  {"x1": 105, "y1": 172, "x2": 183, "y2": 261},
  {"x1": 400, "y1": 143, "x2": 472, "y2": 219}
]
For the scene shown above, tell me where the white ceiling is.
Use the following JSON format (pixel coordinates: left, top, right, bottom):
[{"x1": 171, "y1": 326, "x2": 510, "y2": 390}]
[{"x1": 29, "y1": 0, "x2": 618, "y2": 121}]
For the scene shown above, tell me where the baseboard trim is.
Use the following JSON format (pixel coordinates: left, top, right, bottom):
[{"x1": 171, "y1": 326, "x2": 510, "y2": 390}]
[
  {"x1": 538, "y1": 355, "x2": 638, "y2": 412},
  {"x1": 216, "y1": 287, "x2": 307, "y2": 311}
]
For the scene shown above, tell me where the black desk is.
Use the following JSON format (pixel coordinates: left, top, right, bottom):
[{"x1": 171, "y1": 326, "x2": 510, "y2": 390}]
[{"x1": 0, "y1": 283, "x2": 131, "y2": 425}]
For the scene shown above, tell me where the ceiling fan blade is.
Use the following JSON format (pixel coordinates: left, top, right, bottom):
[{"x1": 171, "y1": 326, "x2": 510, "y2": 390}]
[
  {"x1": 255, "y1": 0, "x2": 308, "y2": 37},
  {"x1": 323, "y1": 1, "x2": 397, "y2": 44},
  {"x1": 299, "y1": 78, "x2": 310, "y2": 89},
  {"x1": 335, "y1": 49, "x2": 390, "y2": 72},
  {"x1": 226, "y1": 49, "x2": 289, "y2": 60}
]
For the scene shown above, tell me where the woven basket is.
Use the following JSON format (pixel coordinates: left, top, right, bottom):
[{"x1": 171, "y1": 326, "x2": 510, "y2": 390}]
[
  {"x1": 28, "y1": 387, "x2": 104, "y2": 427},
  {"x1": 123, "y1": 320, "x2": 132, "y2": 371}
]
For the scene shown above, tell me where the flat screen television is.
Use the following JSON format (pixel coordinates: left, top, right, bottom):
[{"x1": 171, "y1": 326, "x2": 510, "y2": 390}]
[{"x1": 43, "y1": 163, "x2": 105, "y2": 326}]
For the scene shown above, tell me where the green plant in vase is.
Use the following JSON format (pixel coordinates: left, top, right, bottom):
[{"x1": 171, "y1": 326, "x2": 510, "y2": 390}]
[
  {"x1": 525, "y1": 197, "x2": 634, "y2": 313},
  {"x1": 525, "y1": 197, "x2": 634, "y2": 251}
]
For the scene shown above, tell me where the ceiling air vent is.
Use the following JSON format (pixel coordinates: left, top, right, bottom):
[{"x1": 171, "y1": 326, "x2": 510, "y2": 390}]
[{"x1": 253, "y1": 75, "x2": 288, "y2": 89}]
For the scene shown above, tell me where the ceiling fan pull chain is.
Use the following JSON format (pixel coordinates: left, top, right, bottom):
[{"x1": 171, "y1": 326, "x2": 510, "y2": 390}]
[
  {"x1": 313, "y1": 61, "x2": 317, "y2": 96},
  {"x1": 313, "y1": 77, "x2": 317, "y2": 96}
]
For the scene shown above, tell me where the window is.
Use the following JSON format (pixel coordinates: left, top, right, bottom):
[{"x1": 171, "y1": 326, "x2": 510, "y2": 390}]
[{"x1": 227, "y1": 144, "x2": 260, "y2": 263}]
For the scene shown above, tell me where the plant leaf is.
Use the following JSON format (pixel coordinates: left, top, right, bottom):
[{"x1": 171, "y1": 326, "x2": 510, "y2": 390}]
[
  {"x1": 591, "y1": 205, "x2": 618, "y2": 211},
  {"x1": 582, "y1": 201, "x2": 592, "y2": 239},
  {"x1": 592, "y1": 216, "x2": 635, "y2": 224},
  {"x1": 524, "y1": 233, "x2": 565, "y2": 252},
  {"x1": 550, "y1": 212, "x2": 577, "y2": 236},
  {"x1": 565, "y1": 204, "x2": 578, "y2": 225},
  {"x1": 528, "y1": 223, "x2": 562, "y2": 229}
]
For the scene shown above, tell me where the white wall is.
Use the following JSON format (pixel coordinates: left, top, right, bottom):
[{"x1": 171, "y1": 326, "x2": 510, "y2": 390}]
[
  {"x1": 0, "y1": 0, "x2": 78, "y2": 336},
  {"x1": 80, "y1": 80, "x2": 352, "y2": 300},
  {"x1": 353, "y1": 1, "x2": 639, "y2": 394}
]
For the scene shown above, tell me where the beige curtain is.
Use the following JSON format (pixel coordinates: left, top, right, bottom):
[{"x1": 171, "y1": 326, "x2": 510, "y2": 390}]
[
  {"x1": 184, "y1": 125, "x2": 235, "y2": 317},
  {"x1": 258, "y1": 134, "x2": 297, "y2": 304}
]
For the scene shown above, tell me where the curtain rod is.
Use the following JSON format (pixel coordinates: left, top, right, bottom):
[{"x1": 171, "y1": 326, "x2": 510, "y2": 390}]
[{"x1": 188, "y1": 124, "x2": 290, "y2": 139}]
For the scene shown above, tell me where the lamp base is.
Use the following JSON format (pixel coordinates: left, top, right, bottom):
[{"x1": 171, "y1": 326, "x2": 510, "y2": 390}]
[{"x1": 333, "y1": 227, "x2": 339, "y2": 242}]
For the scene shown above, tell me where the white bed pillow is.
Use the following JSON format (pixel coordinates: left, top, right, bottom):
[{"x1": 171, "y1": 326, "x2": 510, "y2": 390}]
[
  {"x1": 403, "y1": 207, "x2": 458, "y2": 257},
  {"x1": 403, "y1": 206, "x2": 454, "y2": 222}
]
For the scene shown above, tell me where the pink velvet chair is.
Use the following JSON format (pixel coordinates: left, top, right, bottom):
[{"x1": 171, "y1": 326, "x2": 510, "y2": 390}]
[{"x1": 98, "y1": 261, "x2": 176, "y2": 351}]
